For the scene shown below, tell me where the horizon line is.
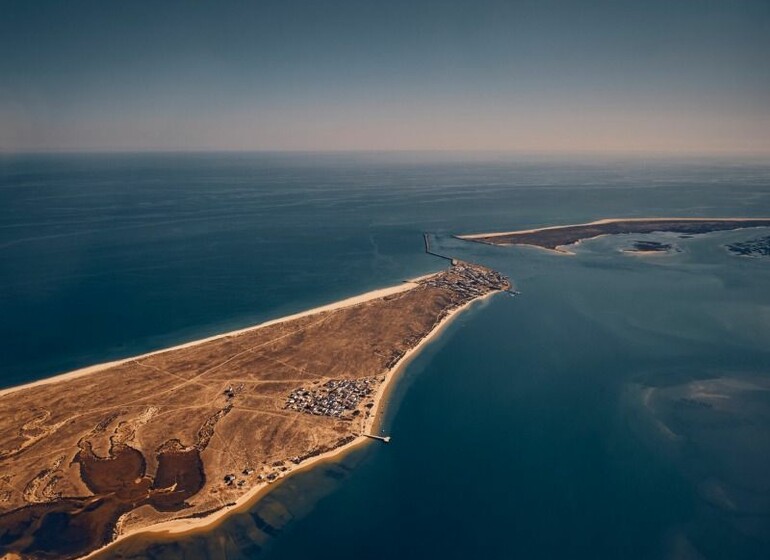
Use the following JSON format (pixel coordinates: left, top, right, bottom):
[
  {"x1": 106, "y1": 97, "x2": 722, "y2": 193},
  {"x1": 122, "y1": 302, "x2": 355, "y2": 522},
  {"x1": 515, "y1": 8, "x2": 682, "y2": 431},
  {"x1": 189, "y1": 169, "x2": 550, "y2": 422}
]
[{"x1": 2, "y1": 147, "x2": 770, "y2": 158}]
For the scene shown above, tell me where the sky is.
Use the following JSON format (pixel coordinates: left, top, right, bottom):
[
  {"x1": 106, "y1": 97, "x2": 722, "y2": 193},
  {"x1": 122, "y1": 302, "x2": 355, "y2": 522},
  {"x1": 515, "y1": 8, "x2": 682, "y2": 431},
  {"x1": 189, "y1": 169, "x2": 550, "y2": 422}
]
[{"x1": 1, "y1": 0, "x2": 769, "y2": 153}]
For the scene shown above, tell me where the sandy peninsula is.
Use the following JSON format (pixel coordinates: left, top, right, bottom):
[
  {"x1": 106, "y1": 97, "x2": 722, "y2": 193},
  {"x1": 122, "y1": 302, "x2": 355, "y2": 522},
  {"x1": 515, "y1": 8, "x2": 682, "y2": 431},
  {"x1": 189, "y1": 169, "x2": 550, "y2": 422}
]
[
  {"x1": 0, "y1": 262, "x2": 510, "y2": 560},
  {"x1": 456, "y1": 217, "x2": 770, "y2": 254}
]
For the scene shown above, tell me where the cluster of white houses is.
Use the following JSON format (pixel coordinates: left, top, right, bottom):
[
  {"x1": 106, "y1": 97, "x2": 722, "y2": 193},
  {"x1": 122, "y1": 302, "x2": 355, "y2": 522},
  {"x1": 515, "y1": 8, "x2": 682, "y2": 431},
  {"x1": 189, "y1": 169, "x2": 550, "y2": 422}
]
[{"x1": 284, "y1": 378, "x2": 377, "y2": 418}]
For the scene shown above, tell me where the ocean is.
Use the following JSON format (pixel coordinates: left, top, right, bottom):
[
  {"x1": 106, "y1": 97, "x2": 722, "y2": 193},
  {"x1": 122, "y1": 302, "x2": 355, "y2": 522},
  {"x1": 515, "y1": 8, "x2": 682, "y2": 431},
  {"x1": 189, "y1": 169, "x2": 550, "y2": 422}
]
[{"x1": 1, "y1": 152, "x2": 769, "y2": 559}]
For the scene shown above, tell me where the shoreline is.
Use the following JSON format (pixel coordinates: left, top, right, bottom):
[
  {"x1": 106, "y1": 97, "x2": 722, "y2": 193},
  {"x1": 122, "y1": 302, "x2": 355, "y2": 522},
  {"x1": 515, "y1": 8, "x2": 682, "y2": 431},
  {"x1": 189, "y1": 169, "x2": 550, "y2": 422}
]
[
  {"x1": 492, "y1": 242, "x2": 578, "y2": 255},
  {"x1": 83, "y1": 286, "x2": 500, "y2": 559},
  {"x1": 0, "y1": 273, "x2": 442, "y2": 399},
  {"x1": 456, "y1": 216, "x2": 770, "y2": 240}
]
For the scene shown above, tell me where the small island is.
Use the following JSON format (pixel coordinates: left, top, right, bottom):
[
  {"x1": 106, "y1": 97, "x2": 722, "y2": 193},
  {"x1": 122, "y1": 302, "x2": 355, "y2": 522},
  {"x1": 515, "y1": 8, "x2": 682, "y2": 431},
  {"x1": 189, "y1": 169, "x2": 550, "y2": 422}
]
[
  {"x1": 726, "y1": 235, "x2": 770, "y2": 257},
  {"x1": 0, "y1": 262, "x2": 510, "y2": 560},
  {"x1": 457, "y1": 218, "x2": 770, "y2": 254}
]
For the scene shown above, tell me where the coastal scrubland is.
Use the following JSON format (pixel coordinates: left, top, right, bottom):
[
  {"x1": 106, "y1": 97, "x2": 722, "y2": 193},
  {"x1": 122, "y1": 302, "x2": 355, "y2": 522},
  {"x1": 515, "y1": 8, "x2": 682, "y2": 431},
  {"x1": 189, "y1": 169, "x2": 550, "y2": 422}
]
[{"x1": 0, "y1": 263, "x2": 508, "y2": 560}]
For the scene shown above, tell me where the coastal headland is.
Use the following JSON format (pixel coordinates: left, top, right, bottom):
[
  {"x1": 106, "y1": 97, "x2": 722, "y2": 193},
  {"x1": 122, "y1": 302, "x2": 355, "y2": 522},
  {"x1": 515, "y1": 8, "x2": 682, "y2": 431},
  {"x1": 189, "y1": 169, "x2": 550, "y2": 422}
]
[
  {"x1": 0, "y1": 262, "x2": 510, "y2": 560},
  {"x1": 456, "y1": 217, "x2": 770, "y2": 253}
]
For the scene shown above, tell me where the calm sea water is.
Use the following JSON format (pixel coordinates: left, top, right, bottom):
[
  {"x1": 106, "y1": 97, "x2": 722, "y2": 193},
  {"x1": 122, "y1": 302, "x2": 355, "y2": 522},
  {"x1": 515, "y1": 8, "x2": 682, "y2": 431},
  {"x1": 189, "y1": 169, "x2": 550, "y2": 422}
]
[{"x1": 1, "y1": 153, "x2": 769, "y2": 559}]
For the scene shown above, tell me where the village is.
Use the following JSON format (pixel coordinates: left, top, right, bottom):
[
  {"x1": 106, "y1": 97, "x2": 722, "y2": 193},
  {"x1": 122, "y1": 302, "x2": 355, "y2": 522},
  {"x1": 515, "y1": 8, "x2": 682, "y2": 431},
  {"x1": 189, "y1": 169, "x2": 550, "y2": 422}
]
[{"x1": 284, "y1": 377, "x2": 378, "y2": 418}]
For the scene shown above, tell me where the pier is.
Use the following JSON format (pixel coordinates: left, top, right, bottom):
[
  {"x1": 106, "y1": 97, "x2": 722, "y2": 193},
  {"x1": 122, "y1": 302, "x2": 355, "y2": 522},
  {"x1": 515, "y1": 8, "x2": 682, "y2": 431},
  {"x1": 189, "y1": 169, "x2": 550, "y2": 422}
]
[{"x1": 361, "y1": 433, "x2": 391, "y2": 443}]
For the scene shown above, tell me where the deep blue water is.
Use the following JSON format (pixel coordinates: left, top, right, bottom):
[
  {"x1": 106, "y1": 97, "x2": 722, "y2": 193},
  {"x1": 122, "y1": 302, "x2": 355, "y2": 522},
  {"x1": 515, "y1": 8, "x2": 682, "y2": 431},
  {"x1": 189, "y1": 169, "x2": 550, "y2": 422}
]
[{"x1": 1, "y1": 153, "x2": 769, "y2": 559}]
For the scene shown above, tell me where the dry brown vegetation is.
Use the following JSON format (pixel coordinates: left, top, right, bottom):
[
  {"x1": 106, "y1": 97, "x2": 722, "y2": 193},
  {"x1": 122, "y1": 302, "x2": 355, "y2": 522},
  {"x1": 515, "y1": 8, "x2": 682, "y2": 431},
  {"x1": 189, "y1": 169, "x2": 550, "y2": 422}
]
[{"x1": 0, "y1": 263, "x2": 508, "y2": 560}]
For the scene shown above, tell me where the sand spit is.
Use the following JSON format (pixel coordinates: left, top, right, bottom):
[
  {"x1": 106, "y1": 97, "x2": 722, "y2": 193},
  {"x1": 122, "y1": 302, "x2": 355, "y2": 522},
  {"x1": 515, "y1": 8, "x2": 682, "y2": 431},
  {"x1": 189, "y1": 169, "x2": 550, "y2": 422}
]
[
  {"x1": 456, "y1": 217, "x2": 770, "y2": 254},
  {"x1": 1, "y1": 263, "x2": 511, "y2": 560},
  {"x1": 457, "y1": 217, "x2": 770, "y2": 240}
]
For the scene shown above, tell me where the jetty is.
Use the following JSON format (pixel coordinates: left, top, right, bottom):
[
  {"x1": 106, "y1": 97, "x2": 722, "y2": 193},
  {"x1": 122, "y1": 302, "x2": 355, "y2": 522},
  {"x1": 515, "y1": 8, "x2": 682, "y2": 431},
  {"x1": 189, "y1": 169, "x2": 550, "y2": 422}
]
[{"x1": 423, "y1": 232, "x2": 455, "y2": 263}]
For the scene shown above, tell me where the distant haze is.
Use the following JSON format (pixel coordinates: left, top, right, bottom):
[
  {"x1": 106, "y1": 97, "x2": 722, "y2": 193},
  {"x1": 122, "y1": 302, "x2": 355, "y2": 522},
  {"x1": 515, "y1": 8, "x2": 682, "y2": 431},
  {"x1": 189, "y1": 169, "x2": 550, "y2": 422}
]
[{"x1": 2, "y1": 0, "x2": 769, "y2": 154}]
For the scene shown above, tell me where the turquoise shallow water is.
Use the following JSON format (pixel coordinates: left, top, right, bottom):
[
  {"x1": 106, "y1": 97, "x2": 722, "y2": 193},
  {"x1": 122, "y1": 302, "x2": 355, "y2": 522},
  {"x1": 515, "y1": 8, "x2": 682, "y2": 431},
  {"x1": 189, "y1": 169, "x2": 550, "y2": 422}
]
[{"x1": 1, "y1": 153, "x2": 769, "y2": 559}]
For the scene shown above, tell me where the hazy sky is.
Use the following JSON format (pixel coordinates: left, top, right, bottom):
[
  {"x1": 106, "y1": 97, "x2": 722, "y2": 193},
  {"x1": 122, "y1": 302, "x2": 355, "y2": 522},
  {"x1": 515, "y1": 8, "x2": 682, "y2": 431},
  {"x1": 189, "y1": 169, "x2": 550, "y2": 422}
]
[{"x1": 1, "y1": 0, "x2": 769, "y2": 153}]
